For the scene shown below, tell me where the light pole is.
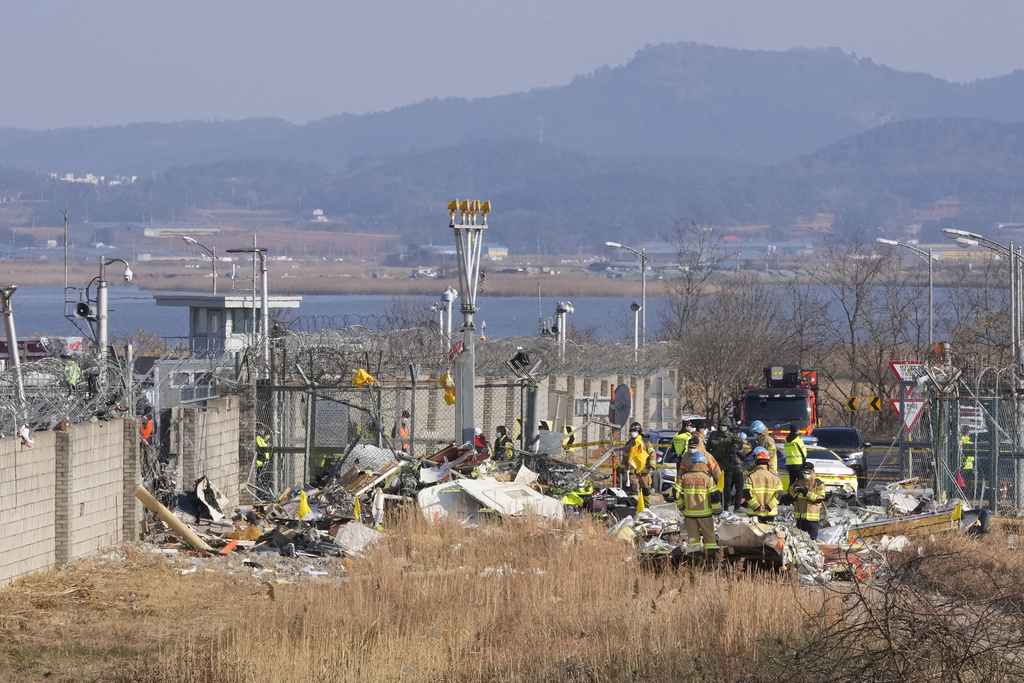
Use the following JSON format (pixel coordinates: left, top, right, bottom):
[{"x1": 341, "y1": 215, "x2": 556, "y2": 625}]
[
  {"x1": 448, "y1": 199, "x2": 489, "y2": 446},
  {"x1": 605, "y1": 241, "x2": 648, "y2": 345},
  {"x1": 226, "y1": 247, "x2": 269, "y2": 371},
  {"x1": 555, "y1": 300, "x2": 573, "y2": 361},
  {"x1": 96, "y1": 257, "x2": 133, "y2": 360},
  {"x1": 630, "y1": 301, "x2": 641, "y2": 361},
  {"x1": 876, "y1": 238, "x2": 936, "y2": 347},
  {"x1": 440, "y1": 286, "x2": 457, "y2": 344},
  {"x1": 943, "y1": 228, "x2": 1022, "y2": 371},
  {"x1": 183, "y1": 236, "x2": 217, "y2": 295},
  {"x1": 0, "y1": 286, "x2": 25, "y2": 417}
]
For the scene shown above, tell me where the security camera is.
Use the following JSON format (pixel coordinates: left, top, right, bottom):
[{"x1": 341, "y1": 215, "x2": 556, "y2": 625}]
[{"x1": 123, "y1": 266, "x2": 134, "y2": 283}]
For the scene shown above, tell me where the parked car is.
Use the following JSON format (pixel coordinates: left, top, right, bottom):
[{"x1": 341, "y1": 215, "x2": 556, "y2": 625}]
[
  {"x1": 778, "y1": 446, "x2": 858, "y2": 495},
  {"x1": 646, "y1": 428, "x2": 681, "y2": 496},
  {"x1": 811, "y1": 426, "x2": 870, "y2": 485}
]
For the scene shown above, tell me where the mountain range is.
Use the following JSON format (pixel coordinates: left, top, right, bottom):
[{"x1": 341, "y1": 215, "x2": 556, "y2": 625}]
[{"x1": 4, "y1": 42, "x2": 1024, "y2": 252}]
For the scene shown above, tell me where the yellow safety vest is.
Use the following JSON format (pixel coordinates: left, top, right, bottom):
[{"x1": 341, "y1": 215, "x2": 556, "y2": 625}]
[{"x1": 784, "y1": 437, "x2": 807, "y2": 466}]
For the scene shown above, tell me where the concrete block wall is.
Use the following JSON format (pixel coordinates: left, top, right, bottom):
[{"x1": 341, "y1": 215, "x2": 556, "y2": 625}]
[
  {"x1": 0, "y1": 431, "x2": 57, "y2": 585},
  {"x1": 57, "y1": 421, "x2": 124, "y2": 564},
  {"x1": 178, "y1": 397, "x2": 240, "y2": 504}
]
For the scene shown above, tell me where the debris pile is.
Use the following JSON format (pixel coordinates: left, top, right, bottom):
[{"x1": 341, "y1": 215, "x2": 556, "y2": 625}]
[{"x1": 135, "y1": 442, "x2": 983, "y2": 587}]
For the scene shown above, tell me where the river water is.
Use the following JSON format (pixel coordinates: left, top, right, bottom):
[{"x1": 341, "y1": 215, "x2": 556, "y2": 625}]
[{"x1": 10, "y1": 286, "x2": 668, "y2": 343}]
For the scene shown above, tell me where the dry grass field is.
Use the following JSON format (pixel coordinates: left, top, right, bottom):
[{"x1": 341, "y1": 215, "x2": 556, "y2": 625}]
[
  {"x1": 0, "y1": 510, "x2": 816, "y2": 683},
  {"x1": 3, "y1": 511, "x2": 1024, "y2": 682}
]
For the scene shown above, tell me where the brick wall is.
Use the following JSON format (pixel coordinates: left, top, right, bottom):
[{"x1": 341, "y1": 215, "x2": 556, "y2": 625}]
[
  {"x1": 57, "y1": 421, "x2": 124, "y2": 563},
  {"x1": 177, "y1": 397, "x2": 240, "y2": 505},
  {"x1": 0, "y1": 431, "x2": 57, "y2": 585}
]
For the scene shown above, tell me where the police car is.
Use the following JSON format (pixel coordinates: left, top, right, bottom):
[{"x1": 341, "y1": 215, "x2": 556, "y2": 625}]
[{"x1": 777, "y1": 445, "x2": 858, "y2": 495}]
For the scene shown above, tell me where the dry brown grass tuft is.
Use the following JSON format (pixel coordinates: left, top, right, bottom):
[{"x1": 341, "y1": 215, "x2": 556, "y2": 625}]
[
  {"x1": 789, "y1": 527, "x2": 1024, "y2": 682},
  {"x1": 0, "y1": 510, "x2": 821, "y2": 682}
]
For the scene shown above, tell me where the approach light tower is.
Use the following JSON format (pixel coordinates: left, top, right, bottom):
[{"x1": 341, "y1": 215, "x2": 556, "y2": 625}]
[{"x1": 449, "y1": 199, "x2": 489, "y2": 446}]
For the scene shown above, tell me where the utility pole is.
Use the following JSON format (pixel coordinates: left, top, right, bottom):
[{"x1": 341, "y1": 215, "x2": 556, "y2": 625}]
[{"x1": 448, "y1": 199, "x2": 489, "y2": 446}]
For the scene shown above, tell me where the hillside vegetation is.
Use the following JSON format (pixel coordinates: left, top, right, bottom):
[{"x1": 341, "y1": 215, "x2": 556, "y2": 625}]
[{"x1": 5, "y1": 44, "x2": 1024, "y2": 250}]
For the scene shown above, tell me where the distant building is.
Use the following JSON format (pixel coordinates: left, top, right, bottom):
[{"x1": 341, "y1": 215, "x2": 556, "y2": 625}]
[
  {"x1": 312, "y1": 209, "x2": 329, "y2": 223},
  {"x1": 486, "y1": 245, "x2": 508, "y2": 261},
  {"x1": 154, "y1": 293, "x2": 302, "y2": 355}
]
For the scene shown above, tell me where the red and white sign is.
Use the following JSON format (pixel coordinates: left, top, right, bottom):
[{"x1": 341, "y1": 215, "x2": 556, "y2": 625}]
[
  {"x1": 890, "y1": 361, "x2": 925, "y2": 397},
  {"x1": 890, "y1": 398, "x2": 926, "y2": 434}
]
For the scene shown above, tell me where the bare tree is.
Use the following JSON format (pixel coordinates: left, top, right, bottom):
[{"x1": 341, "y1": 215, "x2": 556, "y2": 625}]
[
  {"x1": 677, "y1": 273, "x2": 783, "y2": 416},
  {"x1": 660, "y1": 219, "x2": 729, "y2": 340}
]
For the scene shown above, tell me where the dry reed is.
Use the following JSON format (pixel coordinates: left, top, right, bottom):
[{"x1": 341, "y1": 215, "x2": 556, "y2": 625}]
[{"x1": 0, "y1": 511, "x2": 818, "y2": 683}]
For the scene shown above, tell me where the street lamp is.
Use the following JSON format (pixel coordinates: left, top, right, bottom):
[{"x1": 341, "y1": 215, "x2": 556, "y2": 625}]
[
  {"x1": 875, "y1": 238, "x2": 936, "y2": 346},
  {"x1": 605, "y1": 241, "x2": 648, "y2": 345},
  {"x1": 97, "y1": 257, "x2": 133, "y2": 360},
  {"x1": 555, "y1": 300, "x2": 573, "y2": 361},
  {"x1": 629, "y1": 301, "x2": 642, "y2": 360},
  {"x1": 942, "y1": 228, "x2": 1022, "y2": 371},
  {"x1": 225, "y1": 247, "x2": 269, "y2": 372},
  {"x1": 183, "y1": 236, "x2": 217, "y2": 295}
]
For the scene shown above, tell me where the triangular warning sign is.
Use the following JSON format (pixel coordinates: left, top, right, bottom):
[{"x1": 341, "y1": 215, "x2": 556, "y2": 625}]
[{"x1": 889, "y1": 398, "x2": 926, "y2": 434}]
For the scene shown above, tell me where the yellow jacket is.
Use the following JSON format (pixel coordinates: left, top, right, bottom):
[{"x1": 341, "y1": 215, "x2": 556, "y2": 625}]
[
  {"x1": 675, "y1": 462, "x2": 721, "y2": 517},
  {"x1": 744, "y1": 464, "x2": 782, "y2": 517},
  {"x1": 789, "y1": 476, "x2": 826, "y2": 521}
]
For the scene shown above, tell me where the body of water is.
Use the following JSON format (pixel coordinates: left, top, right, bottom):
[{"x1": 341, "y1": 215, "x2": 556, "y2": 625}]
[{"x1": 10, "y1": 286, "x2": 669, "y2": 343}]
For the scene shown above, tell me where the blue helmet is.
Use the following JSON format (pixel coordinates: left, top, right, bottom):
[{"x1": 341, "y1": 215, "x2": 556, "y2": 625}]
[
  {"x1": 738, "y1": 432, "x2": 749, "y2": 440},
  {"x1": 689, "y1": 451, "x2": 706, "y2": 464},
  {"x1": 750, "y1": 420, "x2": 766, "y2": 434},
  {"x1": 753, "y1": 446, "x2": 770, "y2": 463}
]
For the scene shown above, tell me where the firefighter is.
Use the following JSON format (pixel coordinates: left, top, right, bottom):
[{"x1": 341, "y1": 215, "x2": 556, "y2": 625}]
[
  {"x1": 391, "y1": 410, "x2": 410, "y2": 452},
  {"x1": 749, "y1": 420, "x2": 778, "y2": 473},
  {"x1": 625, "y1": 421, "x2": 656, "y2": 497},
  {"x1": 494, "y1": 425, "x2": 515, "y2": 460},
  {"x1": 783, "y1": 423, "x2": 808, "y2": 486},
  {"x1": 961, "y1": 431, "x2": 976, "y2": 495},
  {"x1": 675, "y1": 450, "x2": 721, "y2": 553},
  {"x1": 789, "y1": 461, "x2": 826, "y2": 540},
  {"x1": 744, "y1": 447, "x2": 783, "y2": 524}
]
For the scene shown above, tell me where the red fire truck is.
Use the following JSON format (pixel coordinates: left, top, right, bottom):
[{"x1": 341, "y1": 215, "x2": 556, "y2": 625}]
[{"x1": 737, "y1": 364, "x2": 819, "y2": 437}]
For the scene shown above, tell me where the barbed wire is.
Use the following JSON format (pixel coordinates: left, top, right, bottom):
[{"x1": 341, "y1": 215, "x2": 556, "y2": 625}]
[{"x1": 0, "y1": 354, "x2": 140, "y2": 436}]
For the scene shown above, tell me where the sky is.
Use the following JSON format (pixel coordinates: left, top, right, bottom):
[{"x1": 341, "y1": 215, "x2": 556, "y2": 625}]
[{"x1": 4, "y1": 1, "x2": 1024, "y2": 130}]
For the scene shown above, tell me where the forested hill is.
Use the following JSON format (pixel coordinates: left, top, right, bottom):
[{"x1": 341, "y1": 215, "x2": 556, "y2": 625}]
[
  {"x1": 7, "y1": 43, "x2": 1024, "y2": 175},
  {"x1": 8, "y1": 118, "x2": 1024, "y2": 253}
]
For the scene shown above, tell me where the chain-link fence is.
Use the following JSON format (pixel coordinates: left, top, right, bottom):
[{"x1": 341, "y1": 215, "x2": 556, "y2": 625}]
[{"x1": 250, "y1": 371, "x2": 526, "y2": 498}]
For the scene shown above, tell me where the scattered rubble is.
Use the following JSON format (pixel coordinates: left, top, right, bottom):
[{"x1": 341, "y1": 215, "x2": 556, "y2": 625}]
[{"x1": 133, "y1": 444, "x2": 983, "y2": 588}]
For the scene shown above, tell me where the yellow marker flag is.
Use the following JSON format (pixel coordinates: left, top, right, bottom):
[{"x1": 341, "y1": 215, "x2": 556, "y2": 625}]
[
  {"x1": 353, "y1": 368, "x2": 375, "y2": 387},
  {"x1": 297, "y1": 490, "x2": 312, "y2": 519},
  {"x1": 353, "y1": 496, "x2": 361, "y2": 520},
  {"x1": 636, "y1": 489, "x2": 645, "y2": 514}
]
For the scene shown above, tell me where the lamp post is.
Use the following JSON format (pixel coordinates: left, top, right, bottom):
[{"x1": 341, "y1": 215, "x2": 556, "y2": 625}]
[
  {"x1": 96, "y1": 257, "x2": 133, "y2": 361},
  {"x1": 448, "y1": 200, "x2": 489, "y2": 446},
  {"x1": 183, "y1": 236, "x2": 217, "y2": 295},
  {"x1": 555, "y1": 300, "x2": 573, "y2": 361},
  {"x1": 630, "y1": 301, "x2": 641, "y2": 361},
  {"x1": 225, "y1": 247, "x2": 269, "y2": 371},
  {"x1": 875, "y1": 238, "x2": 936, "y2": 347},
  {"x1": 0, "y1": 286, "x2": 25, "y2": 417},
  {"x1": 943, "y1": 229, "x2": 1022, "y2": 371},
  {"x1": 605, "y1": 242, "x2": 648, "y2": 345}
]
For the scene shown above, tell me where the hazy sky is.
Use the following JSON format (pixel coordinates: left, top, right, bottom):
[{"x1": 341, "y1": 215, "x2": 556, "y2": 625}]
[{"x1": 4, "y1": 1, "x2": 1024, "y2": 130}]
